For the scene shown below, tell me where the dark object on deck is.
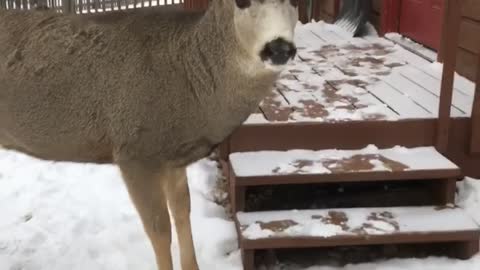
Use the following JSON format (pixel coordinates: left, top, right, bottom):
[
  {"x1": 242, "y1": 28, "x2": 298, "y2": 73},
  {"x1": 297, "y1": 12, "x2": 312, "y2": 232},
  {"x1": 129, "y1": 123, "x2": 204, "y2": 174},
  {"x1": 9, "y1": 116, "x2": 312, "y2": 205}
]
[{"x1": 334, "y1": 0, "x2": 372, "y2": 37}]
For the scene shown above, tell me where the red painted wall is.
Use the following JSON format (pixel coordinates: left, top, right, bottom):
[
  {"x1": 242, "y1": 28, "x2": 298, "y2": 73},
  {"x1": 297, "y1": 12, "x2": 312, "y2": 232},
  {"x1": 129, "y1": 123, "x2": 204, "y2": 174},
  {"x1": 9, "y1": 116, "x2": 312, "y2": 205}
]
[{"x1": 399, "y1": 0, "x2": 444, "y2": 50}]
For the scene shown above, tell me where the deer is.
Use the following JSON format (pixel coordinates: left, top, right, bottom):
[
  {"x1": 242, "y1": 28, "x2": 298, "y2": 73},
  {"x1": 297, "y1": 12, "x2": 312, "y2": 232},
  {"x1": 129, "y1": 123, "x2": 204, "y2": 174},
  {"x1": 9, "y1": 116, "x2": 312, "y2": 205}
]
[{"x1": 0, "y1": 0, "x2": 298, "y2": 269}]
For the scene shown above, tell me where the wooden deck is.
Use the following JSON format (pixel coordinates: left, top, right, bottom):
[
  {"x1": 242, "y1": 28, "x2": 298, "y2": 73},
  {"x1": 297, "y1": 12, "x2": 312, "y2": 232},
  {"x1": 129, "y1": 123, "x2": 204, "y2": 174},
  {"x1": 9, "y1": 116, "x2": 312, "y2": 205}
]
[
  {"x1": 221, "y1": 15, "x2": 480, "y2": 270},
  {"x1": 245, "y1": 22, "x2": 476, "y2": 125},
  {"x1": 221, "y1": 21, "x2": 480, "y2": 178}
]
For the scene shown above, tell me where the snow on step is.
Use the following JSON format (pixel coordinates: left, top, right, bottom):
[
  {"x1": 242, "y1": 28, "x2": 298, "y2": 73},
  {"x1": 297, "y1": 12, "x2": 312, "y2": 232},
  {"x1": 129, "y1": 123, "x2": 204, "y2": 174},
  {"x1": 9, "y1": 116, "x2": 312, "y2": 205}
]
[
  {"x1": 237, "y1": 206, "x2": 479, "y2": 240},
  {"x1": 229, "y1": 145, "x2": 458, "y2": 177}
]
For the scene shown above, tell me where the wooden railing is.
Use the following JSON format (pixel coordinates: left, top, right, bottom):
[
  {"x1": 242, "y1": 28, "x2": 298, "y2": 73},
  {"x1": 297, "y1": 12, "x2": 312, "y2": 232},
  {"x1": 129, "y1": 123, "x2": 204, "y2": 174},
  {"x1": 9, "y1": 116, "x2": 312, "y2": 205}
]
[
  {"x1": 1, "y1": 0, "x2": 322, "y2": 18},
  {"x1": 0, "y1": 0, "x2": 183, "y2": 13},
  {"x1": 436, "y1": 0, "x2": 462, "y2": 154},
  {"x1": 471, "y1": 51, "x2": 480, "y2": 154}
]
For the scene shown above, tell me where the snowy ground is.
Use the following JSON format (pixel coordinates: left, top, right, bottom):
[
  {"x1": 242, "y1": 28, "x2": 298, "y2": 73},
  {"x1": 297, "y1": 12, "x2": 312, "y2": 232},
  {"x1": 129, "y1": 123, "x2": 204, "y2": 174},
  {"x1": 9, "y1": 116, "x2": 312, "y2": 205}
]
[{"x1": 1, "y1": 148, "x2": 480, "y2": 270}]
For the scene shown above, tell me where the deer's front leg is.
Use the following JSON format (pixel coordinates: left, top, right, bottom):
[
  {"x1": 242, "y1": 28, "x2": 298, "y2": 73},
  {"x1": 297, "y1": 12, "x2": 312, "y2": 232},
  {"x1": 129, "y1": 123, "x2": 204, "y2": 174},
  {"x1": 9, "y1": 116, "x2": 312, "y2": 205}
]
[
  {"x1": 119, "y1": 162, "x2": 173, "y2": 270},
  {"x1": 166, "y1": 168, "x2": 199, "y2": 270}
]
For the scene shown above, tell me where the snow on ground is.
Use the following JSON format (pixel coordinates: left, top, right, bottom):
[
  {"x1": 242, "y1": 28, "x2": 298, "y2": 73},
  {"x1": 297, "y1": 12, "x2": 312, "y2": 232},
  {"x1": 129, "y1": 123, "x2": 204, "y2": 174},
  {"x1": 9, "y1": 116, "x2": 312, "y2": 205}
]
[
  {"x1": 0, "y1": 149, "x2": 241, "y2": 270},
  {"x1": 1, "y1": 148, "x2": 480, "y2": 270}
]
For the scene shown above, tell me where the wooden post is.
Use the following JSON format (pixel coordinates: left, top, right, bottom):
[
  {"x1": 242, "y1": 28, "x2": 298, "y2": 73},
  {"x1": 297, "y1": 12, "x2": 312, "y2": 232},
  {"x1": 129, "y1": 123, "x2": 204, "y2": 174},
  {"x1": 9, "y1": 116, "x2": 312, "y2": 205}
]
[
  {"x1": 435, "y1": 178, "x2": 457, "y2": 205},
  {"x1": 311, "y1": 0, "x2": 321, "y2": 22},
  {"x1": 242, "y1": 250, "x2": 255, "y2": 270},
  {"x1": 437, "y1": 0, "x2": 451, "y2": 62},
  {"x1": 436, "y1": 0, "x2": 462, "y2": 154},
  {"x1": 470, "y1": 51, "x2": 480, "y2": 154},
  {"x1": 62, "y1": 0, "x2": 73, "y2": 13},
  {"x1": 298, "y1": 0, "x2": 309, "y2": 23}
]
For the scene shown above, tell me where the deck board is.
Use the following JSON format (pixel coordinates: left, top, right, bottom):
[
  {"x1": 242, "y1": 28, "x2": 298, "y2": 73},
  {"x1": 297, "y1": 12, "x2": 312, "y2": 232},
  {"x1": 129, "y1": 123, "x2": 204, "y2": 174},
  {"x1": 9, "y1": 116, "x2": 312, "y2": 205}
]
[
  {"x1": 365, "y1": 80, "x2": 433, "y2": 118},
  {"x1": 237, "y1": 206, "x2": 479, "y2": 241},
  {"x1": 381, "y1": 72, "x2": 462, "y2": 117},
  {"x1": 229, "y1": 146, "x2": 458, "y2": 178},
  {"x1": 245, "y1": 22, "x2": 476, "y2": 125},
  {"x1": 400, "y1": 67, "x2": 472, "y2": 115},
  {"x1": 386, "y1": 43, "x2": 476, "y2": 98}
]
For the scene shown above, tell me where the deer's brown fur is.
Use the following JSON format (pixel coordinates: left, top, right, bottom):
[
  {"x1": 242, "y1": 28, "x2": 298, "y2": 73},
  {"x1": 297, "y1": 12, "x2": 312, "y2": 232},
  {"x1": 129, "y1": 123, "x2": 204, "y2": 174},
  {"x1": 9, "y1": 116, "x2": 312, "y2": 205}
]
[{"x1": 0, "y1": 1, "x2": 292, "y2": 269}]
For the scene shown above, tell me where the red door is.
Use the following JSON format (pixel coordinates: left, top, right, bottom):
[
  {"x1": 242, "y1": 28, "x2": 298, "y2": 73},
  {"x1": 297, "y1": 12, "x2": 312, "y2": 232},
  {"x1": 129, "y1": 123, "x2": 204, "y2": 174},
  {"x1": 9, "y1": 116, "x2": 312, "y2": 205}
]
[{"x1": 399, "y1": 0, "x2": 444, "y2": 51}]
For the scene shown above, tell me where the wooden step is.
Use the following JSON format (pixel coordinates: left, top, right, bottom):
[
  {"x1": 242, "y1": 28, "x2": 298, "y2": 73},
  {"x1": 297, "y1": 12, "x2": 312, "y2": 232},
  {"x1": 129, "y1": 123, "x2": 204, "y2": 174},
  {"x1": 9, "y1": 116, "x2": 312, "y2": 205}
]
[
  {"x1": 236, "y1": 206, "x2": 480, "y2": 270},
  {"x1": 229, "y1": 145, "x2": 461, "y2": 186},
  {"x1": 227, "y1": 146, "x2": 461, "y2": 212}
]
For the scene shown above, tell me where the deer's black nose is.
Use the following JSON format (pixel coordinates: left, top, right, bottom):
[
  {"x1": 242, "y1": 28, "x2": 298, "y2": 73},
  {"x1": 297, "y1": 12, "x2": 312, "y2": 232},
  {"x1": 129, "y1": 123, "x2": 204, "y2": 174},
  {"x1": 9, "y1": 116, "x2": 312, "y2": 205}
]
[{"x1": 260, "y1": 38, "x2": 297, "y2": 65}]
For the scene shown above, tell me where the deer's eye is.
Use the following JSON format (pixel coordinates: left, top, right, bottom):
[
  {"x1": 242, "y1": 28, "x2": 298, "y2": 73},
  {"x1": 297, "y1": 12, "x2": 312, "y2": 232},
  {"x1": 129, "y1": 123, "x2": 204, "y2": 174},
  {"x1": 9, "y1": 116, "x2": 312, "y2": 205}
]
[
  {"x1": 235, "y1": 0, "x2": 251, "y2": 9},
  {"x1": 290, "y1": 0, "x2": 298, "y2": 7}
]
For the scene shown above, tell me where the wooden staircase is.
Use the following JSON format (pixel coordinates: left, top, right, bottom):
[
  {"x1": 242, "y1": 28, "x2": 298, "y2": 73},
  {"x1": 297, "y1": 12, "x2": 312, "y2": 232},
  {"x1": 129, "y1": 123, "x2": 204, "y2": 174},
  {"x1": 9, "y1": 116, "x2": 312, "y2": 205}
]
[
  {"x1": 218, "y1": 1, "x2": 480, "y2": 269},
  {"x1": 223, "y1": 146, "x2": 480, "y2": 270}
]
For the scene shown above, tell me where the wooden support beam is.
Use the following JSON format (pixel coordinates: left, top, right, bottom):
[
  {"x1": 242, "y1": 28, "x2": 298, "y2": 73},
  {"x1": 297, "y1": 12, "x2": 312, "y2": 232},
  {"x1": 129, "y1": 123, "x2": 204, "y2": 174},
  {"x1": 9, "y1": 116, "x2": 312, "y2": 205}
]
[
  {"x1": 437, "y1": 0, "x2": 450, "y2": 62},
  {"x1": 311, "y1": 0, "x2": 321, "y2": 22},
  {"x1": 298, "y1": 0, "x2": 309, "y2": 24},
  {"x1": 436, "y1": 0, "x2": 462, "y2": 154},
  {"x1": 470, "y1": 51, "x2": 480, "y2": 154},
  {"x1": 62, "y1": 0, "x2": 73, "y2": 13},
  {"x1": 241, "y1": 250, "x2": 255, "y2": 270}
]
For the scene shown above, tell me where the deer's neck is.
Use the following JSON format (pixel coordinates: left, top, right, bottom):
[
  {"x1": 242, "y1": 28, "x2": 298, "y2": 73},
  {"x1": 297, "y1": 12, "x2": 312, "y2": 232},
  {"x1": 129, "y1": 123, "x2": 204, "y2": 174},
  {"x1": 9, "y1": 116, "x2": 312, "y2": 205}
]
[{"x1": 182, "y1": 2, "x2": 278, "y2": 107}]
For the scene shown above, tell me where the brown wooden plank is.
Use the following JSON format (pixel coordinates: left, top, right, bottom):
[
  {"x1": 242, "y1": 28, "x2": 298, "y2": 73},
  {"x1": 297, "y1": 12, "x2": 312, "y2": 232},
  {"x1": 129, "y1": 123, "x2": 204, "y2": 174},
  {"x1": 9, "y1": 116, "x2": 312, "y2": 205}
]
[
  {"x1": 226, "y1": 116, "x2": 480, "y2": 179},
  {"x1": 461, "y1": 0, "x2": 480, "y2": 21},
  {"x1": 298, "y1": 0, "x2": 308, "y2": 24},
  {"x1": 455, "y1": 240, "x2": 480, "y2": 260},
  {"x1": 456, "y1": 48, "x2": 479, "y2": 81},
  {"x1": 229, "y1": 119, "x2": 437, "y2": 154},
  {"x1": 458, "y1": 19, "x2": 480, "y2": 54},
  {"x1": 259, "y1": 90, "x2": 293, "y2": 122},
  {"x1": 436, "y1": 0, "x2": 462, "y2": 154},
  {"x1": 184, "y1": 0, "x2": 208, "y2": 11},
  {"x1": 471, "y1": 52, "x2": 480, "y2": 154},
  {"x1": 434, "y1": 179, "x2": 457, "y2": 205},
  {"x1": 229, "y1": 162, "x2": 246, "y2": 212},
  {"x1": 233, "y1": 169, "x2": 461, "y2": 187},
  {"x1": 320, "y1": 0, "x2": 336, "y2": 15},
  {"x1": 240, "y1": 231, "x2": 480, "y2": 251},
  {"x1": 241, "y1": 250, "x2": 255, "y2": 270}
]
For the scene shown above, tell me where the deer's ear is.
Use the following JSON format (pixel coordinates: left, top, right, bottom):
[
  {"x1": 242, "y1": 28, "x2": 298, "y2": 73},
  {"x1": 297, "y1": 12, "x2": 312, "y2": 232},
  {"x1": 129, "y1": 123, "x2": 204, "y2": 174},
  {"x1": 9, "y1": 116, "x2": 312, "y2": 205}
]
[{"x1": 235, "y1": 0, "x2": 251, "y2": 9}]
